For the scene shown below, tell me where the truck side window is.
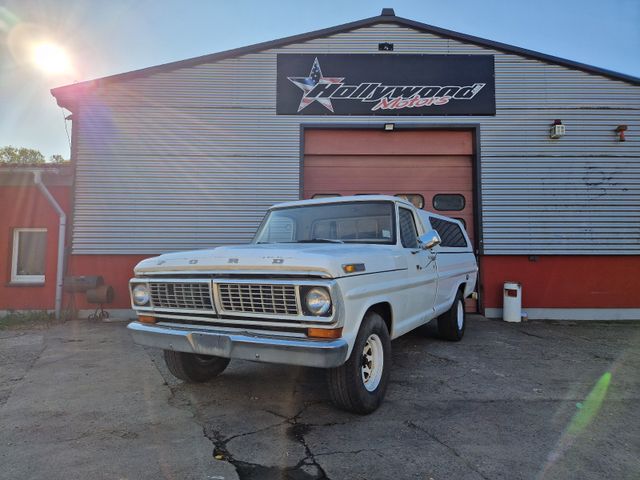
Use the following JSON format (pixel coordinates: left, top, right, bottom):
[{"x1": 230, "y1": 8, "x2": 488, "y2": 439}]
[
  {"x1": 429, "y1": 217, "x2": 467, "y2": 247},
  {"x1": 399, "y1": 208, "x2": 419, "y2": 249}
]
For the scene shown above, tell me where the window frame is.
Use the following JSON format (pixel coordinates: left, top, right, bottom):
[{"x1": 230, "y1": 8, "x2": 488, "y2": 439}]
[
  {"x1": 395, "y1": 193, "x2": 425, "y2": 209},
  {"x1": 429, "y1": 217, "x2": 468, "y2": 248},
  {"x1": 11, "y1": 228, "x2": 47, "y2": 284},
  {"x1": 432, "y1": 193, "x2": 466, "y2": 212},
  {"x1": 398, "y1": 207, "x2": 420, "y2": 249},
  {"x1": 253, "y1": 200, "x2": 397, "y2": 245}
]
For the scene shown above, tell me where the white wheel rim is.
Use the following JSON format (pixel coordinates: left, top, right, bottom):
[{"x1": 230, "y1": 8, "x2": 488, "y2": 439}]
[
  {"x1": 361, "y1": 334, "x2": 384, "y2": 392},
  {"x1": 457, "y1": 300, "x2": 464, "y2": 330}
]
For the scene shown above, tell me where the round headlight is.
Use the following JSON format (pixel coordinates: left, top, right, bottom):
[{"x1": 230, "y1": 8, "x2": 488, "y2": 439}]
[
  {"x1": 132, "y1": 284, "x2": 151, "y2": 306},
  {"x1": 305, "y1": 287, "x2": 331, "y2": 316}
]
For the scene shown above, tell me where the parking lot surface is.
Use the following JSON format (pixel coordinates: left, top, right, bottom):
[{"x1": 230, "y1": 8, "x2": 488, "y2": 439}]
[{"x1": 1, "y1": 316, "x2": 638, "y2": 480}]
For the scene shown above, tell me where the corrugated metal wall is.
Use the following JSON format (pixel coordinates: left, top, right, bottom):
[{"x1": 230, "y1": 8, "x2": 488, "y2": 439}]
[{"x1": 67, "y1": 23, "x2": 640, "y2": 255}]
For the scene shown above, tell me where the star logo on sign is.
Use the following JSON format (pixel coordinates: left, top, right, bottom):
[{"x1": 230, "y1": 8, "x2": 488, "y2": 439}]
[{"x1": 287, "y1": 58, "x2": 343, "y2": 112}]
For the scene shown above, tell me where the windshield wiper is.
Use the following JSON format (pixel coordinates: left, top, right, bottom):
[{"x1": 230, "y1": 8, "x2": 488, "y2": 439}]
[{"x1": 296, "y1": 238, "x2": 344, "y2": 244}]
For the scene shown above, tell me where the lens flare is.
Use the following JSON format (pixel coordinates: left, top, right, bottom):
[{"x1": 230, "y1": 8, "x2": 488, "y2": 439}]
[{"x1": 31, "y1": 42, "x2": 72, "y2": 75}]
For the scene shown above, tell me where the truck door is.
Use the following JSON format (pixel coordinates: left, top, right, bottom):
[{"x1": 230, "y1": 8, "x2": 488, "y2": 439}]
[{"x1": 397, "y1": 207, "x2": 437, "y2": 335}]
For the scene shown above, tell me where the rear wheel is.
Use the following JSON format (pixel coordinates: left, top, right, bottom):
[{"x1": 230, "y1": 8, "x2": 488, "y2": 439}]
[
  {"x1": 327, "y1": 312, "x2": 391, "y2": 414},
  {"x1": 163, "y1": 350, "x2": 230, "y2": 382},
  {"x1": 437, "y1": 290, "x2": 466, "y2": 341}
]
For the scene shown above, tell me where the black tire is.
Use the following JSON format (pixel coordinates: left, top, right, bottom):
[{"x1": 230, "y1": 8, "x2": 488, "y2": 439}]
[
  {"x1": 327, "y1": 312, "x2": 391, "y2": 414},
  {"x1": 437, "y1": 290, "x2": 466, "y2": 341},
  {"x1": 163, "y1": 350, "x2": 230, "y2": 382}
]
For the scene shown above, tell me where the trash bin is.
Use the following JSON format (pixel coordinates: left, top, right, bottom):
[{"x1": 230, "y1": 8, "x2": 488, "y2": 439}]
[{"x1": 503, "y1": 281, "x2": 522, "y2": 323}]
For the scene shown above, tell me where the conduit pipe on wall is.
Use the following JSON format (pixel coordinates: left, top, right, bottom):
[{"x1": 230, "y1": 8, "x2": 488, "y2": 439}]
[{"x1": 33, "y1": 171, "x2": 66, "y2": 320}]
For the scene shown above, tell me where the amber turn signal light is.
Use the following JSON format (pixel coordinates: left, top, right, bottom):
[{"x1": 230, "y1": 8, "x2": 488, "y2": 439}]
[
  {"x1": 307, "y1": 327, "x2": 343, "y2": 339},
  {"x1": 138, "y1": 315, "x2": 157, "y2": 324},
  {"x1": 342, "y1": 263, "x2": 365, "y2": 274}
]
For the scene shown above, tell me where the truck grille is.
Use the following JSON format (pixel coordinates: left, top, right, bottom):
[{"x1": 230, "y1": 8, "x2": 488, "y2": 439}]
[
  {"x1": 218, "y1": 283, "x2": 299, "y2": 315},
  {"x1": 150, "y1": 282, "x2": 213, "y2": 310}
]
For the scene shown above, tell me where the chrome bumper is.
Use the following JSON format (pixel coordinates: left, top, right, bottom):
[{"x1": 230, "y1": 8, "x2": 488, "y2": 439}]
[{"x1": 127, "y1": 322, "x2": 349, "y2": 368}]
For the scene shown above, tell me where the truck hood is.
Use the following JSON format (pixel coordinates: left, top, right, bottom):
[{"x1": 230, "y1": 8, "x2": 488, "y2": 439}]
[{"x1": 134, "y1": 243, "x2": 404, "y2": 278}]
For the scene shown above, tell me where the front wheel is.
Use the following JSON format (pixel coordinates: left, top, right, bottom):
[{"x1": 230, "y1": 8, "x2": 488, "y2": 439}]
[
  {"x1": 327, "y1": 312, "x2": 391, "y2": 414},
  {"x1": 437, "y1": 290, "x2": 466, "y2": 341},
  {"x1": 163, "y1": 350, "x2": 230, "y2": 382}
]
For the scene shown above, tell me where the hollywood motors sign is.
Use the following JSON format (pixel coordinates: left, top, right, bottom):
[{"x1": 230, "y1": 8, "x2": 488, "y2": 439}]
[{"x1": 277, "y1": 54, "x2": 496, "y2": 116}]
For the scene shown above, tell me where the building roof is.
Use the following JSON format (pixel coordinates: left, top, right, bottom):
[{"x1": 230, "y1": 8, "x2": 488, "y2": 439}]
[
  {"x1": 0, "y1": 163, "x2": 73, "y2": 186},
  {"x1": 51, "y1": 7, "x2": 640, "y2": 108}
]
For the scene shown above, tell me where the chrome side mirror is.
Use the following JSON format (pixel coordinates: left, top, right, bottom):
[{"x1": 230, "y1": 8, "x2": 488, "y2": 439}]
[{"x1": 419, "y1": 230, "x2": 441, "y2": 250}]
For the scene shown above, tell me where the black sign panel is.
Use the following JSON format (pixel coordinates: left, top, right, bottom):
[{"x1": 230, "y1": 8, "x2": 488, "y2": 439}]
[{"x1": 277, "y1": 54, "x2": 495, "y2": 116}]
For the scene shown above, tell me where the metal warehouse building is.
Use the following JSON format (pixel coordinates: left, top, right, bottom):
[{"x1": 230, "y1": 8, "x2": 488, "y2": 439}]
[{"x1": 27, "y1": 9, "x2": 639, "y2": 319}]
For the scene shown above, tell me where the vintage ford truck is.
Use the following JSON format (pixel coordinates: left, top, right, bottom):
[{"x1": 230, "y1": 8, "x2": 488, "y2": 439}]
[{"x1": 127, "y1": 195, "x2": 477, "y2": 413}]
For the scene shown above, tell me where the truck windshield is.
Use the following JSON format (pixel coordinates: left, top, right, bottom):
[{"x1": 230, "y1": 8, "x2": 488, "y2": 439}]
[{"x1": 253, "y1": 201, "x2": 396, "y2": 245}]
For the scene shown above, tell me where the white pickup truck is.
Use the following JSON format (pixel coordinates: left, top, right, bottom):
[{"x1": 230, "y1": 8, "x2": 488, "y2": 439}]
[{"x1": 128, "y1": 196, "x2": 477, "y2": 413}]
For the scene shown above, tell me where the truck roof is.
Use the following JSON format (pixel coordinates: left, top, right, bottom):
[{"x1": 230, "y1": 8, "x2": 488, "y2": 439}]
[{"x1": 271, "y1": 195, "x2": 413, "y2": 209}]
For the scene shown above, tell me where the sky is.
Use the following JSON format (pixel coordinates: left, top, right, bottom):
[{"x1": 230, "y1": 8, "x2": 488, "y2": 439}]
[{"x1": 1, "y1": 0, "x2": 639, "y2": 159}]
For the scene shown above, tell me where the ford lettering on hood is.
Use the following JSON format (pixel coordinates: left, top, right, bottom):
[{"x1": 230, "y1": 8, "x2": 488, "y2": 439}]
[{"x1": 134, "y1": 243, "x2": 405, "y2": 278}]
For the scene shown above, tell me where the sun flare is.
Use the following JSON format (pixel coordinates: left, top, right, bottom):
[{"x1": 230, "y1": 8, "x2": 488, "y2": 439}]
[{"x1": 31, "y1": 42, "x2": 72, "y2": 75}]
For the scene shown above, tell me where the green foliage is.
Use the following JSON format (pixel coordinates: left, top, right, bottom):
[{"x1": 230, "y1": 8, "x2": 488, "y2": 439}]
[
  {"x1": 0, "y1": 146, "x2": 68, "y2": 165},
  {"x1": 0, "y1": 146, "x2": 45, "y2": 164},
  {"x1": 49, "y1": 154, "x2": 67, "y2": 164}
]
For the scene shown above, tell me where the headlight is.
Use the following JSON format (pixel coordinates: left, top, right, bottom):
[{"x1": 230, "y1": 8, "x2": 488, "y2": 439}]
[
  {"x1": 132, "y1": 284, "x2": 151, "y2": 306},
  {"x1": 304, "y1": 287, "x2": 331, "y2": 316}
]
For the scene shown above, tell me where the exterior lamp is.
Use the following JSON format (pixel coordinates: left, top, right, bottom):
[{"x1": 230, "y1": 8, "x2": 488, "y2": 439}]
[
  {"x1": 549, "y1": 119, "x2": 565, "y2": 139},
  {"x1": 615, "y1": 125, "x2": 628, "y2": 142},
  {"x1": 384, "y1": 123, "x2": 395, "y2": 131}
]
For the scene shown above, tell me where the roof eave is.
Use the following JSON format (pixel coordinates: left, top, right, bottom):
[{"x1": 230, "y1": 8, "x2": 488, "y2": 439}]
[{"x1": 50, "y1": 12, "x2": 640, "y2": 106}]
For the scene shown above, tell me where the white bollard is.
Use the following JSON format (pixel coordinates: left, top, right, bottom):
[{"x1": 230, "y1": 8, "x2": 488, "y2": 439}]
[{"x1": 503, "y1": 281, "x2": 522, "y2": 323}]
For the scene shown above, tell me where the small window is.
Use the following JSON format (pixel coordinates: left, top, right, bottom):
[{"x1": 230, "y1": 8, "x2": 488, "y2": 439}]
[
  {"x1": 11, "y1": 228, "x2": 47, "y2": 283},
  {"x1": 312, "y1": 194, "x2": 341, "y2": 199},
  {"x1": 395, "y1": 194, "x2": 424, "y2": 209},
  {"x1": 429, "y1": 218, "x2": 467, "y2": 248},
  {"x1": 399, "y1": 208, "x2": 419, "y2": 249},
  {"x1": 433, "y1": 194, "x2": 465, "y2": 211}
]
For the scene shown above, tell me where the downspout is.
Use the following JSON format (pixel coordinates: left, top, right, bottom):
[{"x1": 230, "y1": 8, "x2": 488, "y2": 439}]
[{"x1": 33, "y1": 171, "x2": 66, "y2": 320}]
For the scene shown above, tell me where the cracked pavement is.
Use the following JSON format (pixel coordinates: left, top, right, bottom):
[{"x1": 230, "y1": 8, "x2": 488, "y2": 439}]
[{"x1": 1, "y1": 316, "x2": 639, "y2": 479}]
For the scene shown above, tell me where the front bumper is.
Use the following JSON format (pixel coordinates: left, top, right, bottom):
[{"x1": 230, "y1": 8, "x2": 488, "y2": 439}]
[{"x1": 127, "y1": 322, "x2": 349, "y2": 368}]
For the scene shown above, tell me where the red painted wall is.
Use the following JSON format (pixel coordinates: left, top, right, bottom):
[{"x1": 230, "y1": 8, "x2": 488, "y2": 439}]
[
  {"x1": 480, "y1": 255, "x2": 640, "y2": 309},
  {"x1": 67, "y1": 254, "x2": 149, "y2": 310},
  {"x1": 0, "y1": 185, "x2": 70, "y2": 310}
]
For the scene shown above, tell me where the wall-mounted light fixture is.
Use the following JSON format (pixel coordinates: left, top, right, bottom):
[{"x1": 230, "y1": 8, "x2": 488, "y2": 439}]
[
  {"x1": 384, "y1": 123, "x2": 395, "y2": 131},
  {"x1": 549, "y1": 119, "x2": 565, "y2": 139},
  {"x1": 615, "y1": 125, "x2": 628, "y2": 142},
  {"x1": 378, "y1": 42, "x2": 394, "y2": 51}
]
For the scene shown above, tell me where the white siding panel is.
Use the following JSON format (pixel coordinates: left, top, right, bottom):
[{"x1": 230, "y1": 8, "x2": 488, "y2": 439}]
[{"x1": 70, "y1": 23, "x2": 640, "y2": 254}]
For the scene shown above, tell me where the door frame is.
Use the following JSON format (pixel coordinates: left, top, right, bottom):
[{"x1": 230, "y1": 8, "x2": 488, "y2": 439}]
[
  {"x1": 298, "y1": 123, "x2": 483, "y2": 254},
  {"x1": 299, "y1": 123, "x2": 484, "y2": 313}
]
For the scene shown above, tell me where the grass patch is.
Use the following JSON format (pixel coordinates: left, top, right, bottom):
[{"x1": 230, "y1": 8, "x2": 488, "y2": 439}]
[{"x1": 0, "y1": 311, "x2": 61, "y2": 330}]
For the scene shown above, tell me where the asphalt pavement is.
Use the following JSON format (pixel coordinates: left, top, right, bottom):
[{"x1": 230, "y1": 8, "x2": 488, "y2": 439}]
[{"x1": 0, "y1": 316, "x2": 638, "y2": 480}]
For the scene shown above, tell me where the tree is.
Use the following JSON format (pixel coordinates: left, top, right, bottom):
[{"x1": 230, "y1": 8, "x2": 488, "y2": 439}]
[
  {"x1": 49, "y1": 154, "x2": 67, "y2": 164},
  {"x1": 0, "y1": 146, "x2": 68, "y2": 164},
  {"x1": 0, "y1": 146, "x2": 45, "y2": 164}
]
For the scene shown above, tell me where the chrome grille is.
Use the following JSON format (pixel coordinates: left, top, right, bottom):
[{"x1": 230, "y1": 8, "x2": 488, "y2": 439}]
[
  {"x1": 218, "y1": 283, "x2": 299, "y2": 315},
  {"x1": 150, "y1": 282, "x2": 213, "y2": 310}
]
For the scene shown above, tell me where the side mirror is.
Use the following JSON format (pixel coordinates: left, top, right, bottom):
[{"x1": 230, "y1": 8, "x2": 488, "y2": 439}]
[{"x1": 418, "y1": 230, "x2": 441, "y2": 250}]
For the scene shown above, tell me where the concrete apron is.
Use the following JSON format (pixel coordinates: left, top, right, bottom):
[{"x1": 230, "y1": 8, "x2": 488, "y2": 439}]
[{"x1": 0, "y1": 320, "x2": 237, "y2": 480}]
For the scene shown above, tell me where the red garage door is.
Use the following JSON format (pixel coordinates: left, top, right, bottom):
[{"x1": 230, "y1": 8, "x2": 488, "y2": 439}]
[
  {"x1": 303, "y1": 128, "x2": 477, "y2": 311},
  {"x1": 303, "y1": 129, "x2": 475, "y2": 243}
]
